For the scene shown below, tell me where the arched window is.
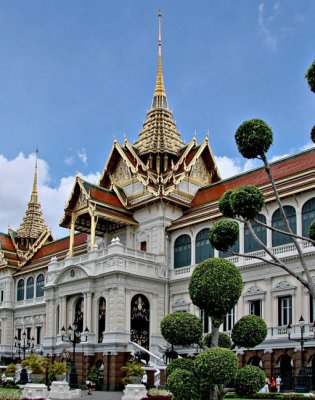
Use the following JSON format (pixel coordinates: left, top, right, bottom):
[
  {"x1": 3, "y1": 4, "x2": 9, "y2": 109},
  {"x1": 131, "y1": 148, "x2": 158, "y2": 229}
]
[
  {"x1": 26, "y1": 277, "x2": 34, "y2": 299},
  {"x1": 244, "y1": 214, "x2": 267, "y2": 253},
  {"x1": 219, "y1": 237, "x2": 239, "y2": 259},
  {"x1": 36, "y1": 274, "x2": 45, "y2": 297},
  {"x1": 195, "y1": 228, "x2": 214, "y2": 264},
  {"x1": 75, "y1": 297, "x2": 84, "y2": 332},
  {"x1": 17, "y1": 279, "x2": 25, "y2": 301},
  {"x1": 130, "y1": 294, "x2": 150, "y2": 349},
  {"x1": 302, "y1": 198, "x2": 315, "y2": 238},
  {"x1": 174, "y1": 235, "x2": 191, "y2": 268},
  {"x1": 98, "y1": 297, "x2": 106, "y2": 343},
  {"x1": 272, "y1": 206, "x2": 296, "y2": 247}
]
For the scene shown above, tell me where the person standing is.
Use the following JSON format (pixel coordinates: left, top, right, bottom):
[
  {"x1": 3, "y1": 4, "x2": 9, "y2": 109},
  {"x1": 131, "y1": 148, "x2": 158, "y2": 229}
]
[
  {"x1": 1, "y1": 372, "x2": 6, "y2": 388},
  {"x1": 141, "y1": 371, "x2": 148, "y2": 388},
  {"x1": 276, "y1": 376, "x2": 281, "y2": 393}
]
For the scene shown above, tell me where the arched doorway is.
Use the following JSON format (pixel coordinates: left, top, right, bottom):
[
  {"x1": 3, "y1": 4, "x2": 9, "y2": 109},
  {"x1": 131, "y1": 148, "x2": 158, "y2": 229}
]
[
  {"x1": 248, "y1": 356, "x2": 262, "y2": 368},
  {"x1": 276, "y1": 355, "x2": 293, "y2": 390},
  {"x1": 130, "y1": 294, "x2": 150, "y2": 349},
  {"x1": 95, "y1": 359, "x2": 104, "y2": 390}
]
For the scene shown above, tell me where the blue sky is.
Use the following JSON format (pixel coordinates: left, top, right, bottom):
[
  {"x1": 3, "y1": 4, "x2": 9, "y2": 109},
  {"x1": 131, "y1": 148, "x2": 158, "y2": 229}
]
[{"x1": 0, "y1": 1, "x2": 314, "y2": 238}]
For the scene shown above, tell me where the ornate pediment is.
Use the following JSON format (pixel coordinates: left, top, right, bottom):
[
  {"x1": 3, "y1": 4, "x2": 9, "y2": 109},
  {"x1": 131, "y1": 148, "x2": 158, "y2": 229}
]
[
  {"x1": 190, "y1": 157, "x2": 211, "y2": 185},
  {"x1": 112, "y1": 158, "x2": 132, "y2": 187},
  {"x1": 55, "y1": 266, "x2": 88, "y2": 285}
]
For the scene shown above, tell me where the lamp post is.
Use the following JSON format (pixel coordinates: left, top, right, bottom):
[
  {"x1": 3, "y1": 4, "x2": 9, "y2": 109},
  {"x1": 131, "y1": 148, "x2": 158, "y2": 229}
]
[
  {"x1": 14, "y1": 332, "x2": 35, "y2": 360},
  {"x1": 61, "y1": 322, "x2": 89, "y2": 389},
  {"x1": 287, "y1": 315, "x2": 313, "y2": 393}
]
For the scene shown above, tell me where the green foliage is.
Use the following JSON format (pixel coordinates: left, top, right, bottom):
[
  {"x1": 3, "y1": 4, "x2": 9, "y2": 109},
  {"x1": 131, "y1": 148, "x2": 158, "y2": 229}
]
[
  {"x1": 189, "y1": 257, "x2": 243, "y2": 320},
  {"x1": 5, "y1": 364, "x2": 17, "y2": 374},
  {"x1": 194, "y1": 347, "x2": 238, "y2": 386},
  {"x1": 203, "y1": 332, "x2": 232, "y2": 348},
  {"x1": 21, "y1": 354, "x2": 46, "y2": 374},
  {"x1": 121, "y1": 361, "x2": 143, "y2": 385},
  {"x1": 232, "y1": 315, "x2": 267, "y2": 348},
  {"x1": 48, "y1": 361, "x2": 68, "y2": 382},
  {"x1": 219, "y1": 190, "x2": 236, "y2": 218},
  {"x1": 167, "y1": 369, "x2": 199, "y2": 400},
  {"x1": 306, "y1": 60, "x2": 315, "y2": 93},
  {"x1": 160, "y1": 311, "x2": 202, "y2": 346},
  {"x1": 235, "y1": 119, "x2": 273, "y2": 159},
  {"x1": 87, "y1": 365, "x2": 99, "y2": 384},
  {"x1": 235, "y1": 366, "x2": 266, "y2": 397},
  {"x1": 311, "y1": 125, "x2": 315, "y2": 144},
  {"x1": 309, "y1": 220, "x2": 315, "y2": 241},
  {"x1": 146, "y1": 387, "x2": 173, "y2": 398},
  {"x1": 230, "y1": 186, "x2": 265, "y2": 220},
  {"x1": 166, "y1": 358, "x2": 195, "y2": 377},
  {"x1": 208, "y1": 220, "x2": 239, "y2": 251}
]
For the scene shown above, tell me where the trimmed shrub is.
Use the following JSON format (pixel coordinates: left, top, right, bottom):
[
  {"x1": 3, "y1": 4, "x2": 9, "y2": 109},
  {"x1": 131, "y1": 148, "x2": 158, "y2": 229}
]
[
  {"x1": 309, "y1": 220, "x2": 315, "y2": 241},
  {"x1": 166, "y1": 357, "x2": 195, "y2": 377},
  {"x1": 219, "y1": 190, "x2": 236, "y2": 218},
  {"x1": 167, "y1": 369, "x2": 199, "y2": 400},
  {"x1": 208, "y1": 220, "x2": 239, "y2": 251},
  {"x1": 235, "y1": 365, "x2": 266, "y2": 396},
  {"x1": 189, "y1": 258, "x2": 243, "y2": 320},
  {"x1": 160, "y1": 311, "x2": 202, "y2": 346},
  {"x1": 235, "y1": 119, "x2": 273, "y2": 159},
  {"x1": 194, "y1": 347, "x2": 238, "y2": 386},
  {"x1": 230, "y1": 186, "x2": 265, "y2": 220},
  {"x1": 311, "y1": 125, "x2": 315, "y2": 144},
  {"x1": 203, "y1": 332, "x2": 232, "y2": 349},
  {"x1": 306, "y1": 60, "x2": 315, "y2": 93},
  {"x1": 232, "y1": 315, "x2": 267, "y2": 348}
]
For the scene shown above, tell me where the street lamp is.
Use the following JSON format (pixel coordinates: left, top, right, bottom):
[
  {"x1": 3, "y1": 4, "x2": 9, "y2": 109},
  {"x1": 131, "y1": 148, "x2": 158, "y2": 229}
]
[
  {"x1": 14, "y1": 332, "x2": 35, "y2": 360},
  {"x1": 61, "y1": 322, "x2": 89, "y2": 389},
  {"x1": 287, "y1": 315, "x2": 314, "y2": 393}
]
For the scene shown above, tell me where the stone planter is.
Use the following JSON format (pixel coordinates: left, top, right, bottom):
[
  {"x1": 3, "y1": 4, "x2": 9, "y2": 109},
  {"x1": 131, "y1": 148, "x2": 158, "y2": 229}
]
[
  {"x1": 55, "y1": 374, "x2": 66, "y2": 381},
  {"x1": 30, "y1": 373, "x2": 45, "y2": 384}
]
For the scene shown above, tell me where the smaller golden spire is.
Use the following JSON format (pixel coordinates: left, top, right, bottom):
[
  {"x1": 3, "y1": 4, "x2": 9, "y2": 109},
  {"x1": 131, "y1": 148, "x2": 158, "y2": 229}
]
[
  {"x1": 152, "y1": 10, "x2": 168, "y2": 108},
  {"x1": 31, "y1": 148, "x2": 39, "y2": 202}
]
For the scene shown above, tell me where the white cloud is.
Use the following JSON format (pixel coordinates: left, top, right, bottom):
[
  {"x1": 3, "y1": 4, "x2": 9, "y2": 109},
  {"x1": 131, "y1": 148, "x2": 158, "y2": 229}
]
[
  {"x1": 0, "y1": 153, "x2": 100, "y2": 239},
  {"x1": 77, "y1": 148, "x2": 88, "y2": 166},
  {"x1": 215, "y1": 156, "x2": 260, "y2": 179},
  {"x1": 258, "y1": 2, "x2": 279, "y2": 51},
  {"x1": 64, "y1": 156, "x2": 74, "y2": 166}
]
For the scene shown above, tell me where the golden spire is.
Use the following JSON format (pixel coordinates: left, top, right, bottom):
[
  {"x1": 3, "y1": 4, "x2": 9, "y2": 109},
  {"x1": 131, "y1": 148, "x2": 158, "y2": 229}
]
[
  {"x1": 134, "y1": 11, "x2": 184, "y2": 156},
  {"x1": 16, "y1": 150, "x2": 49, "y2": 247},
  {"x1": 31, "y1": 148, "x2": 38, "y2": 202},
  {"x1": 152, "y1": 10, "x2": 168, "y2": 108}
]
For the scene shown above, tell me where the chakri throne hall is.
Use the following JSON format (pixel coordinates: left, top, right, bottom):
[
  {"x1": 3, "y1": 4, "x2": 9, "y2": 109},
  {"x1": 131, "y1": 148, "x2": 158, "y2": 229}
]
[{"x1": 0, "y1": 15, "x2": 315, "y2": 391}]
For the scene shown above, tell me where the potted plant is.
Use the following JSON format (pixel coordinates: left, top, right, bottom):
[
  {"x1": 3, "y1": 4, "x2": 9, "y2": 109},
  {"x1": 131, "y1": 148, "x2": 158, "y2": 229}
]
[
  {"x1": 121, "y1": 361, "x2": 143, "y2": 385},
  {"x1": 48, "y1": 361, "x2": 68, "y2": 382},
  {"x1": 5, "y1": 363, "x2": 17, "y2": 377},
  {"x1": 146, "y1": 388, "x2": 173, "y2": 399},
  {"x1": 21, "y1": 354, "x2": 46, "y2": 383}
]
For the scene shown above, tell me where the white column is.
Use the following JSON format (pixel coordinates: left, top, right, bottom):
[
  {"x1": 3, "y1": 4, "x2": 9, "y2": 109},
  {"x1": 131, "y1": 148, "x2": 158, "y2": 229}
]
[
  {"x1": 69, "y1": 215, "x2": 75, "y2": 257},
  {"x1": 61, "y1": 297, "x2": 67, "y2": 330},
  {"x1": 83, "y1": 293, "x2": 87, "y2": 330},
  {"x1": 86, "y1": 292, "x2": 92, "y2": 331}
]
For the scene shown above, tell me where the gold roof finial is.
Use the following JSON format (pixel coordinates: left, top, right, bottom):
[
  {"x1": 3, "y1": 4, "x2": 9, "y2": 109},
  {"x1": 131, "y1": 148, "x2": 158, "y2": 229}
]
[
  {"x1": 16, "y1": 149, "x2": 49, "y2": 243},
  {"x1": 152, "y1": 10, "x2": 167, "y2": 108},
  {"x1": 31, "y1": 148, "x2": 39, "y2": 202}
]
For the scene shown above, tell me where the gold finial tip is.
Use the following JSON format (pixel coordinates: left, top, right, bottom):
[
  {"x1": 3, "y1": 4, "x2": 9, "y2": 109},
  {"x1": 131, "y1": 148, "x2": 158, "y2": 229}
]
[{"x1": 158, "y1": 10, "x2": 162, "y2": 17}]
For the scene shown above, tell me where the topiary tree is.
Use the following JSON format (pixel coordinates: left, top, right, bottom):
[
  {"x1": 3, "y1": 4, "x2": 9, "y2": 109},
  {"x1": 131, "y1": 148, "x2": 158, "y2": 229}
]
[
  {"x1": 194, "y1": 348, "x2": 239, "y2": 386},
  {"x1": 203, "y1": 332, "x2": 231, "y2": 349},
  {"x1": 208, "y1": 117, "x2": 315, "y2": 300},
  {"x1": 235, "y1": 119, "x2": 273, "y2": 159},
  {"x1": 160, "y1": 310, "x2": 202, "y2": 347},
  {"x1": 232, "y1": 315, "x2": 267, "y2": 348},
  {"x1": 311, "y1": 125, "x2": 315, "y2": 144},
  {"x1": 166, "y1": 358, "x2": 195, "y2": 377},
  {"x1": 234, "y1": 365, "x2": 266, "y2": 397},
  {"x1": 167, "y1": 369, "x2": 199, "y2": 400},
  {"x1": 306, "y1": 59, "x2": 315, "y2": 93},
  {"x1": 208, "y1": 220, "x2": 239, "y2": 251}
]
